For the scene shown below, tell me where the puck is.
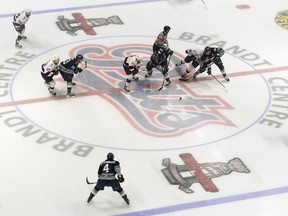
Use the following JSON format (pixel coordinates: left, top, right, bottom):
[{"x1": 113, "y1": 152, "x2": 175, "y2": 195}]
[{"x1": 179, "y1": 97, "x2": 182, "y2": 100}]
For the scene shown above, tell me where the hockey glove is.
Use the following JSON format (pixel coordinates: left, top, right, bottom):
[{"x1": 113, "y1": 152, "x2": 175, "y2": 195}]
[
  {"x1": 74, "y1": 67, "x2": 83, "y2": 74},
  {"x1": 52, "y1": 70, "x2": 59, "y2": 75},
  {"x1": 132, "y1": 70, "x2": 139, "y2": 75},
  {"x1": 117, "y1": 174, "x2": 125, "y2": 183}
]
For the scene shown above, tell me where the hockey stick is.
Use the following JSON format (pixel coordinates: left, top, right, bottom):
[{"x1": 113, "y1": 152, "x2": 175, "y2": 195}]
[
  {"x1": 86, "y1": 177, "x2": 96, "y2": 184},
  {"x1": 211, "y1": 74, "x2": 226, "y2": 88},
  {"x1": 159, "y1": 55, "x2": 172, "y2": 91},
  {"x1": 83, "y1": 61, "x2": 87, "y2": 69}
]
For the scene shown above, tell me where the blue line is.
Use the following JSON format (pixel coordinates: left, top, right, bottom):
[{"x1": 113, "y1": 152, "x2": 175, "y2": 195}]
[
  {"x1": 0, "y1": 0, "x2": 167, "y2": 18},
  {"x1": 116, "y1": 186, "x2": 288, "y2": 215}
]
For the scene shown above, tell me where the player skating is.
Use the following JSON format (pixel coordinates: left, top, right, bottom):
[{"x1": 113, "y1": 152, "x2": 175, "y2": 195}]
[
  {"x1": 153, "y1": 26, "x2": 171, "y2": 52},
  {"x1": 58, "y1": 54, "x2": 84, "y2": 97},
  {"x1": 87, "y1": 153, "x2": 130, "y2": 205},
  {"x1": 177, "y1": 46, "x2": 229, "y2": 81},
  {"x1": 123, "y1": 55, "x2": 144, "y2": 92},
  {"x1": 144, "y1": 46, "x2": 174, "y2": 88},
  {"x1": 175, "y1": 49, "x2": 202, "y2": 80},
  {"x1": 40, "y1": 55, "x2": 60, "y2": 96},
  {"x1": 12, "y1": 9, "x2": 32, "y2": 48}
]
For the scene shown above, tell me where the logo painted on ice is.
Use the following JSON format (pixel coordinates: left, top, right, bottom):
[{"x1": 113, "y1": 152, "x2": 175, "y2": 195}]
[
  {"x1": 161, "y1": 153, "x2": 250, "y2": 193},
  {"x1": 275, "y1": 10, "x2": 288, "y2": 30},
  {"x1": 56, "y1": 13, "x2": 123, "y2": 35},
  {"x1": 70, "y1": 44, "x2": 235, "y2": 137}
]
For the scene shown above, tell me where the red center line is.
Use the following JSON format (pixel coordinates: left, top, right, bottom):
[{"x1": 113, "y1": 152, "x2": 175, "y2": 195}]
[{"x1": 1, "y1": 65, "x2": 288, "y2": 108}]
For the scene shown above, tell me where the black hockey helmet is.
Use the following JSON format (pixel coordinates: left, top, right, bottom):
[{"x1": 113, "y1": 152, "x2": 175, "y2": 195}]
[
  {"x1": 216, "y1": 47, "x2": 225, "y2": 57},
  {"x1": 107, "y1": 152, "x2": 114, "y2": 161},
  {"x1": 163, "y1": 25, "x2": 171, "y2": 33},
  {"x1": 76, "y1": 54, "x2": 84, "y2": 61},
  {"x1": 204, "y1": 46, "x2": 211, "y2": 53}
]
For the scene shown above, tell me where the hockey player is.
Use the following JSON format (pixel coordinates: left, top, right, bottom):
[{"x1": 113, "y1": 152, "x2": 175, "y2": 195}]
[
  {"x1": 40, "y1": 55, "x2": 60, "y2": 96},
  {"x1": 87, "y1": 153, "x2": 130, "y2": 205},
  {"x1": 58, "y1": 54, "x2": 84, "y2": 97},
  {"x1": 153, "y1": 25, "x2": 171, "y2": 52},
  {"x1": 145, "y1": 46, "x2": 173, "y2": 87},
  {"x1": 175, "y1": 48, "x2": 202, "y2": 80},
  {"x1": 12, "y1": 9, "x2": 32, "y2": 48},
  {"x1": 192, "y1": 46, "x2": 229, "y2": 81},
  {"x1": 123, "y1": 55, "x2": 144, "y2": 92}
]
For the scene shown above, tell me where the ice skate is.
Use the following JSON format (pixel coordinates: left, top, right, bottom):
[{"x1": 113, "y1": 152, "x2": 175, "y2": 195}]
[
  {"x1": 223, "y1": 73, "x2": 230, "y2": 81},
  {"x1": 165, "y1": 78, "x2": 171, "y2": 87},
  {"x1": 21, "y1": 36, "x2": 27, "y2": 40},
  {"x1": 132, "y1": 76, "x2": 139, "y2": 81},
  {"x1": 124, "y1": 85, "x2": 130, "y2": 92},
  {"x1": 145, "y1": 71, "x2": 153, "y2": 78},
  {"x1": 87, "y1": 194, "x2": 94, "y2": 203},
  {"x1": 179, "y1": 73, "x2": 189, "y2": 81},
  {"x1": 66, "y1": 93, "x2": 76, "y2": 97},
  {"x1": 192, "y1": 71, "x2": 199, "y2": 79},
  {"x1": 123, "y1": 195, "x2": 130, "y2": 205},
  {"x1": 15, "y1": 41, "x2": 22, "y2": 48},
  {"x1": 48, "y1": 87, "x2": 56, "y2": 96}
]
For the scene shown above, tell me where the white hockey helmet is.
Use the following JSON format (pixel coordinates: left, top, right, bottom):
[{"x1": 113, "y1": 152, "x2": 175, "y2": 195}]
[
  {"x1": 25, "y1": 9, "x2": 32, "y2": 17},
  {"x1": 135, "y1": 55, "x2": 143, "y2": 63},
  {"x1": 52, "y1": 55, "x2": 60, "y2": 64}
]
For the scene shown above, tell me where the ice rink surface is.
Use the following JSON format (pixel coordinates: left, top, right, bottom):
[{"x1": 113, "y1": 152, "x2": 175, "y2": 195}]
[{"x1": 1, "y1": 0, "x2": 288, "y2": 215}]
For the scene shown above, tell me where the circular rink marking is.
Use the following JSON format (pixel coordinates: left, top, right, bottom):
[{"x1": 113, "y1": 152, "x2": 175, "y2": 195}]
[{"x1": 10, "y1": 36, "x2": 271, "y2": 151}]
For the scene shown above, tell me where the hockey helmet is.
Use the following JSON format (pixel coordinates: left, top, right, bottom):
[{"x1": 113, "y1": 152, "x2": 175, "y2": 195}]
[
  {"x1": 25, "y1": 9, "x2": 32, "y2": 17},
  {"x1": 163, "y1": 25, "x2": 171, "y2": 33},
  {"x1": 107, "y1": 152, "x2": 114, "y2": 161},
  {"x1": 204, "y1": 46, "x2": 211, "y2": 53},
  {"x1": 185, "y1": 49, "x2": 192, "y2": 54},
  {"x1": 75, "y1": 54, "x2": 84, "y2": 61},
  {"x1": 216, "y1": 47, "x2": 225, "y2": 57},
  {"x1": 52, "y1": 55, "x2": 60, "y2": 64},
  {"x1": 135, "y1": 55, "x2": 143, "y2": 63}
]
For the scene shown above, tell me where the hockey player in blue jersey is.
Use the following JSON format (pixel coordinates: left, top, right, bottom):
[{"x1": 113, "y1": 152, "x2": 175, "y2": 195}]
[
  {"x1": 145, "y1": 46, "x2": 173, "y2": 87},
  {"x1": 192, "y1": 46, "x2": 229, "y2": 81},
  {"x1": 87, "y1": 153, "x2": 130, "y2": 205},
  {"x1": 177, "y1": 46, "x2": 229, "y2": 81},
  {"x1": 58, "y1": 54, "x2": 84, "y2": 97}
]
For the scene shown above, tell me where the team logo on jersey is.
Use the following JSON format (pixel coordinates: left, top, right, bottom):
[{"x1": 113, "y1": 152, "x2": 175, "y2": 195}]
[
  {"x1": 56, "y1": 13, "x2": 123, "y2": 35},
  {"x1": 71, "y1": 44, "x2": 235, "y2": 137},
  {"x1": 161, "y1": 153, "x2": 250, "y2": 193},
  {"x1": 275, "y1": 10, "x2": 288, "y2": 30}
]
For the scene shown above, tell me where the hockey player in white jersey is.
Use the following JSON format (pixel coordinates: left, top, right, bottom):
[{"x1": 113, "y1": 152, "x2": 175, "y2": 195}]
[
  {"x1": 175, "y1": 48, "x2": 202, "y2": 80},
  {"x1": 122, "y1": 55, "x2": 143, "y2": 92},
  {"x1": 40, "y1": 55, "x2": 60, "y2": 96},
  {"x1": 12, "y1": 9, "x2": 32, "y2": 48}
]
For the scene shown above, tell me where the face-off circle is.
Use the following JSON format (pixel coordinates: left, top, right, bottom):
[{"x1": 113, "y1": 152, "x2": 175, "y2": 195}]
[{"x1": 10, "y1": 36, "x2": 270, "y2": 151}]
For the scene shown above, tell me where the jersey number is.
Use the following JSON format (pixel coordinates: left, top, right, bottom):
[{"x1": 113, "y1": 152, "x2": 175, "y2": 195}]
[{"x1": 103, "y1": 164, "x2": 110, "y2": 173}]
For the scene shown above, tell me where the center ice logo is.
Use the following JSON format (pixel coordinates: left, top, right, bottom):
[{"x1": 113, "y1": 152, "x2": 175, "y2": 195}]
[{"x1": 69, "y1": 44, "x2": 235, "y2": 137}]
